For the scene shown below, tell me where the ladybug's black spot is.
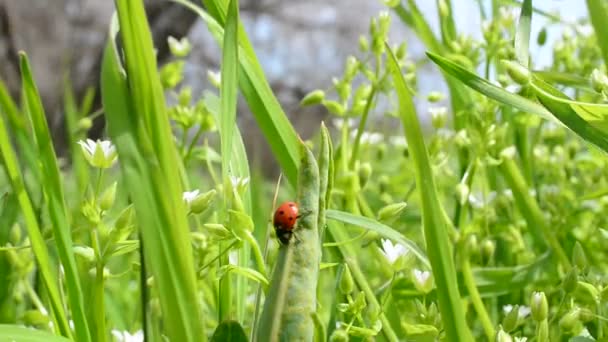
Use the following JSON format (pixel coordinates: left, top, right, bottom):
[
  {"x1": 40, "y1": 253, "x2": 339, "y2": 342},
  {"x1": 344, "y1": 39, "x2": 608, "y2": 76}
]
[
  {"x1": 288, "y1": 217, "x2": 293, "y2": 221},
  {"x1": 279, "y1": 210, "x2": 284, "y2": 215}
]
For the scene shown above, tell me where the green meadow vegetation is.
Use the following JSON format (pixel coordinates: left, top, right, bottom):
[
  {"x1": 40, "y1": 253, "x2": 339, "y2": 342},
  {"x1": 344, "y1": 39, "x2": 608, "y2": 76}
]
[{"x1": 1, "y1": 0, "x2": 608, "y2": 341}]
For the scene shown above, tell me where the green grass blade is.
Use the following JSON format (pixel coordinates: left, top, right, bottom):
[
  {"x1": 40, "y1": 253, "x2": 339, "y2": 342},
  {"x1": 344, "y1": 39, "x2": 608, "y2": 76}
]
[
  {"x1": 173, "y1": 0, "x2": 300, "y2": 187},
  {"x1": 0, "y1": 325, "x2": 71, "y2": 342},
  {"x1": 102, "y1": 6, "x2": 203, "y2": 340},
  {"x1": 211, "y1": 321, "x2": 248, "y2": 342},
  {"x1": 0, "y1": 79, "x2": 40, "y2": 184},
  {"x1": 386, "y1": 43, "x2": 472, "y2": 341},
  {"x1": 530, "y1": 77, "x2": 608, "y2": 152},
  {"x1": 218, "y1": 0, "x2": 239, "y2": 322},
  {"x1": 326, "y1": 209, "x2": 430, "y2": 268},
  {"x1": 533, "y1": 71, "x2": 592, "y2": 91},
  {"x1": 585, "y1": 0, "x2": 608, "y2": 69},
  {"x1": 0, "y1": 110, "x2": 70, "y2": 338},
  {"x1": 427, "y1": 52, "x2": 556, "y2": 122},
  {"x1": 19, "y1": 53, "x2": 91, "y2": 342},
  {"x1": 515, "y1": 0, "x2": 532, "y2": 67}
]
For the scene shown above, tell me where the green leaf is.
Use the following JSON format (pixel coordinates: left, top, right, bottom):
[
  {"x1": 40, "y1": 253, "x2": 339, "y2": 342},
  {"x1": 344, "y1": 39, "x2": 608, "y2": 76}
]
[
  {"x1": 218, "y1": 265, "x2": 268, "y2": 286},
  {"x1": 426, "y1": 52, "x2": 555, "y2": 122},
  {"x1": 531, "y1": 77, "x2": 608, "y2": 153},
  {"x1": 102, "y1": 4, "x2": 203, "y2": 340},
  {"x1": 461, "y1": 253, "x2": 551, "y2": 297},
  {"x1": 326, "y1": 209, "x2": 429, "y2": 268},
  {"x1": 172, "y1": 0, "x2": 300, "y2": 187},
  {"x1": 0, "y1": 325, "x2": 72, "y2": 342},
  {"x1": 586, "y1": 0, "x2": 608, "y2": 70},
  {"x1": 211, "y1": 321, "x2": 248, "y2": 342},
  {"x1": 19, "y1": 53, "x2": 91, "y2": 342},
  {"x1": 386, "y1": 43, "x2": 472, "y2": 341},
  {"x1": 533, "y1": 71, "x2": 592, "y2": 91},
  {"x1": 515, "y1": 0, "x2": 532, "y2": 67}
]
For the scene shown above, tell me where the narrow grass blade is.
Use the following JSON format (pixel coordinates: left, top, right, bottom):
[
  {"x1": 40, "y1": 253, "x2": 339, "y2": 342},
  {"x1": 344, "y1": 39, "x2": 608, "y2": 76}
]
[
  {"x1": 102, "y1": 4, "x2": 203, "y2": 340},
  {"x1": 173, "y1": 0, "x2": 300, "y2": 187},
  {"x1": 533, "y1": 71, "x2": 591, "y2": 91},
  {"x1": 515, "y1": 0, "x2": 532, "y2": 67},
  {"x1": 326, "y1": 209, "x2": 429, "y2": 268},
  {"x1": 19, "y1": 53, "x2": 91, "y2": 342},
  {"x1": 531, "y1": 77, "x2": 608, "y2": 152},
  {"x1": 218, "y1": 0, "x2": 240, "y2": 323},
  {"x1": 0, "y1": 79, "x2": 40, "y2": 184},
  {"x1": 386, "y1": 43, "x2": 472, "y2": 341},
  {"x1": 586, "y1": 0, "x2": 608, "y2": 69},
  {"x1": 427, "y1": 52, "x2": 556, "y2": 122},
  {"x1": 0, "y1": 325, "x2": 71, "y2": 342}
]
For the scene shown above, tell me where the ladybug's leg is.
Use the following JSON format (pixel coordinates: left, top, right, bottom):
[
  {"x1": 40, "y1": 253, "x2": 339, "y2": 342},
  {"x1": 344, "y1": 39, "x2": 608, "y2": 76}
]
[{"x1": 296, "y1": 209, "x2": 313, "y2": 219}]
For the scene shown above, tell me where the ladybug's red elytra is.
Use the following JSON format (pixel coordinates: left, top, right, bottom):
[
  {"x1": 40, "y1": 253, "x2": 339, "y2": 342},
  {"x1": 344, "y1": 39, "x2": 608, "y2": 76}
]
[{"x1": 273, "y1": 201, "x2": 299, "y2": 244}]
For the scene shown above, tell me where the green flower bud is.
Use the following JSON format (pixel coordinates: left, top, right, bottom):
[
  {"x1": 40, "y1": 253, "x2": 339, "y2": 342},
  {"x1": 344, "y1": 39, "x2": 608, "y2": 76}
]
[
  {"x1": 572, "y1": 241, "x2": 588, "y2": 272},
  {"x1": 579, "y1": 308, "x2": 595, "y2": 323},
  {"x1": 73, "y1": 245, "x2": 96, "y2": 262},
  {"x1": 178, "y1": 86, "x2": 192, "y2": 106},
  {"x1": 300, "y1": 90, "x2": 325, "y2": 106},
  {"x1": 99, "y1": 182, "x2": 117, "y2": 211},
  {"x1": 353, "y1": 291, "x2": 367, "y2": 311},
  {"x1": 78, "y1": 117, "x2": 93, "y2": 131},
  {"x1": 481, "y1": 239, "x2": 496, "y2": 261},
  {"x1": 574, "y1": 281, "x2": 599, "y2": 304},
  {"x1": 377, "y1": 202, "x2": 408, "y2": 223},
  {"x1": 359, "y1": 36, "x2": 369, "y2": 52},
  {"x1": 531, "y1": 291, "x2": 548, "y2": 322},
  {"x1": 323, "y1": 100, "x2": 346, "y2": 116},
  {"x1": 339, "y1": 264, "x2": 354, "y2": 294},
  {"x1": 537, "y1": 27, "x2": 547, "y2": 46},
  {"x1": 502, "y1": 306, "x2": 520, "y2": 332},
  {"x1": 345, "y1": 56, "x2": 359, "y2": 80},
  {"x1": 190, "y1": 189, "x2": 216, "y2": 214},
  {"x1": 202, "y1": 223, "x2": 232, "y2": 240},
  {"x1": 455, "y1": 183, "x2": 470, "y2": 205},
  {"x1": 329, "y1": 329, "x2": 349, "y2": 342},
  {"x1": 562, "y1": 267, "x2": 578, "y2": 293},
  {"x1": 495, "y1": 327, "x2": 513, "y2": 342},
  {"x1": 88, "y1": 266, "x2": 110, "y2": 279},
  {"x1": 395, "y1": 42, "x2": 407, "y2": 60},
  {"x1": 427, "y1": 91, "x2": 444, "y2": 102},
  {"x1": 115, "y1": 205, "x2": 134, "y2": 231},
  {"x1": 22, "y1": 310, "x2": 50, "y2": 326},
  {"x1": 228, "y1": 210, "x2": 254, "y2": 241},
  {"x1": 160, "y1": 60, "x2": 185, "y2": 89},
  {"x1": 591, "y1": 69, "x2": 608, "y2": 93},
  {"x1": 502, "y1": 60, "x2": 531, "y2": 85},
  {"x1": 358, "y1": 162, "x2": 372, "y2": 188},
  {"x1": 335, "y1": 80, "x2": 352, "y2": 102},
  {"x1": 558, "y1": 308, "x2": 580, "y2": 333},
  {"x1": 168, "y1": 36, "x2": 192, "y2": 57},
  {"x1": 438, "y1": 0, "x2": 449, "y2": 18}
]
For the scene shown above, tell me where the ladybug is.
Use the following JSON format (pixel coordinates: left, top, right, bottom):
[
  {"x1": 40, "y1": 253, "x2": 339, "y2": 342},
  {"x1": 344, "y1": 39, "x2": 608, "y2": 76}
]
[{"x1": 273, "y1": 201, "x2": 299, "y2": 244}]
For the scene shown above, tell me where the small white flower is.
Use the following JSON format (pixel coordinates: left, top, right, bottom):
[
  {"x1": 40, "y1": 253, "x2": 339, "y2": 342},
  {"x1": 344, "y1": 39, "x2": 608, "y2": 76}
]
[
  {"x1": 77, "y1": 139, "x2": 117, "y2": 168},
  {"x1": 389, "y1": 136, "x2": 407, "y2": 148},
  {"x1": 229, "y1": 250, "x2": 238, "y2": 265},
  {"x1": 230, "y1": 176, "x2": 250, "y2": 189},
  {"x1": 413, "y1": 269, "x2": 431, "y2": 286},
  {"x1": 207, "y1": 70, "x2": 221, "y2": 88},
  {"x1": 532, "y1": 291, "x2": 543, "y2": 307},
  {"x1": 353, "y1": 131, "x2": 383, "y2": 145},
  {"x1": 514, "y1": 337, "x2": 528, "y2": 342},
  {"x1": 503, "y1": 305, "x2": 531, "y2": 319},
  {"x1": 168, "y1": 36, "x2": 192, "y2": 57},
  {"x1": 380, "y1": 239, "x2": 408, "y2": 264},
  {"x1": 111, "y1": 329, "x2": 144, "y2": 342},
  {"x1": 331, "y1": 118, "x2": 357, "y2": 128},
  {"x1": 182, "y1": 190, "x2": 200, "y2": 205}
]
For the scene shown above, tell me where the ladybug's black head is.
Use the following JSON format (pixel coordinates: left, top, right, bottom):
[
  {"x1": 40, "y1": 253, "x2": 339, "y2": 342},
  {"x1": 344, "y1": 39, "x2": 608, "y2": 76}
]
[{"x1": 275, "y1": 227, "x2": 293, "y2": 245}]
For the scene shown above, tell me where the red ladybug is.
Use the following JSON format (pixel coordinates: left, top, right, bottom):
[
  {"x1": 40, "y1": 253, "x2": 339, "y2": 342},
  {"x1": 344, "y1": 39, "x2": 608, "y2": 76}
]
[{"x1": 273, "y1": 201, "x2": 299, "y2": 244}]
